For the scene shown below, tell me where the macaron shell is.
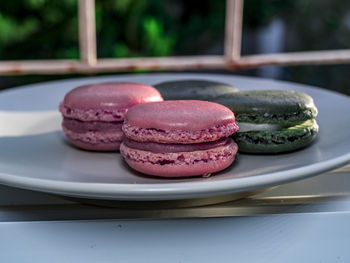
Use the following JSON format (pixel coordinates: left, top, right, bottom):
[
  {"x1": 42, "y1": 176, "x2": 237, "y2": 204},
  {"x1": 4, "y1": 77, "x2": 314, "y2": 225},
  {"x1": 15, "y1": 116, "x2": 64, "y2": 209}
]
[
  {"x1": 60, "y1": 82, "x2": 163, "y2": 122},
  {"x1": 66, "y1": 139, "x2": 122, "y2": 151},
  {"x1": 214, "y1": 90, "x2": 318, "y2": 125},
  {"x1": 123, "y1": 121, "x2": 239, "y2": 144},
  {"x1": 120, "y1": 139, "x2": 238, "y2": 177},
  {"x1": 154, "y1": 79, "x2": 238, "y2": 100},
  {"x1": 234, "y1": 119, "x2": 319, "y2": 153},
  {"x1": 125, "y1": 100, "x2": 235, "y2": 131},
  {"x1": 62, "y1": 125, "x2": 124, "y2": 151},
  {"x1": 59, "y1": 102, "x2": 127, "y2": 122},
  {"x1": 64, "y1": 82, "x2": 163, "y2": 110}
]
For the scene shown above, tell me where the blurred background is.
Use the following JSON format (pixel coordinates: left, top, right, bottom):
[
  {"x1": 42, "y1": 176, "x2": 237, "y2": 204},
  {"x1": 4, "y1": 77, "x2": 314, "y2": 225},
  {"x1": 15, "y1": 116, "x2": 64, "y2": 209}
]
[{"x1": 0, "y1": 0, "x2": 349, "y2": 95}]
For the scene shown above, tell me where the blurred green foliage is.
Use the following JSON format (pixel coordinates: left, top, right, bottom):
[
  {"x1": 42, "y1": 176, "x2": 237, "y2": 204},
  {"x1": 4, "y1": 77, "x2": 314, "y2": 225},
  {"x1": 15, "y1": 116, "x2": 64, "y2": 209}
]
[
  {"x1": 0, "y1": 0, "x2": 226, "y2": 59},
  {"x1": 0, "y1": 0, "x2": 78, "y2": 59},
  {"x1": 95, "y1": 0, "x2": 226, "y2": 57},
  {"x1": 0, "y1": 0, "x2": 349, "y2": 95},
  {"x1": 1, "y1": 0, "x2": 349, "y2": 58}
]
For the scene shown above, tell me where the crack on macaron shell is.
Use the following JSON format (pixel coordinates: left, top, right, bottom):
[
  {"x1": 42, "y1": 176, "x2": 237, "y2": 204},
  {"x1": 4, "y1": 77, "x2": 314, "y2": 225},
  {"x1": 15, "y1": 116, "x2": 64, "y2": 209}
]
[
  {"x1": 122, "y1": 121, "x2": 239, "y2": 144},
  {"x1": 59, "y1": 102, "x2": 127, "y2": 122},
  {"x1": 120, "y1": 140, "x2": 238, "y2": 177}
]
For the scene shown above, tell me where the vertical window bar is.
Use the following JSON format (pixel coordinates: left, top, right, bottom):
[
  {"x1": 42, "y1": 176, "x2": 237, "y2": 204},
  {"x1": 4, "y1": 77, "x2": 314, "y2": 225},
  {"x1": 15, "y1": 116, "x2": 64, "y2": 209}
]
[
  {"x1": 224, "y1": 0, "x2": 244, "y2": 61},
  {"x1": 78, "y1": 0, "x2": 97, "y2": 65}
]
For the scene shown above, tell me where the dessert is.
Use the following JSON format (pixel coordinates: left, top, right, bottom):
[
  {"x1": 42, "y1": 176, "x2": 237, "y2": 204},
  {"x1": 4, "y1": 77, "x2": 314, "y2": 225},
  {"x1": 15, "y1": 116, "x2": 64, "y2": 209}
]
[
  {"x1": 154, "y1": 79, "x2": 237, "y2": 100},
  {"x1": 214, "y1": 90, "x2": 319, "y2": 153},
  {"x1": 59, "y1": 82, "x2": 163, "y2": 151},
  {"x1": 120, "y1": 100, "x2": 239, "y2": 177}
]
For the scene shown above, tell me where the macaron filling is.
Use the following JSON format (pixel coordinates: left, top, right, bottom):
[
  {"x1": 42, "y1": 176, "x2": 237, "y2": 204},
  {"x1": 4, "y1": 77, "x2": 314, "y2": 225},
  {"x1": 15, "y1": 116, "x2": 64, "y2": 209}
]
[
  {"x1": 62, "y1": 118, "x2": 123, "y2": 133},
  {"x1": 237, "y1": 122, "x2": 287, "y2": 132},
  {"x1": 123, "y1": 137, "x2": 231, "y2": 153},
  {"x1": 236, "y1": 109, "x2": 317, "y2": 125}
]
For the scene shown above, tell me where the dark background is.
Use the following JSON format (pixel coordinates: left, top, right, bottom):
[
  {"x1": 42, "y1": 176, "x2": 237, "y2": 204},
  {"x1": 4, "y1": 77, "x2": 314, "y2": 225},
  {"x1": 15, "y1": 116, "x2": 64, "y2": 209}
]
[{"x1": 0, "y1": 0, "x2": 349, "y2": 95}]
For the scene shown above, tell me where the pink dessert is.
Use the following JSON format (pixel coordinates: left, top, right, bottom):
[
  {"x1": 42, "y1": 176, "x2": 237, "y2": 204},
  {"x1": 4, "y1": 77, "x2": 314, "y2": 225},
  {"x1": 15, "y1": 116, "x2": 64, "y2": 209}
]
[
  {"x1": 120, "y1": 100, "x2": 239, "y2": 177},
  {"x1": 59, "y1": 82, "x2": 163, "y2": 151}
]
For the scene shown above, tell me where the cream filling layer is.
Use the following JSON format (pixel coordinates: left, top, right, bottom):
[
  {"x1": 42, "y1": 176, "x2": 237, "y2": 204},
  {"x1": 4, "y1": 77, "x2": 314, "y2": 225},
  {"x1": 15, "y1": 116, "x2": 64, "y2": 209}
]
[{"x1": 237, "y1": 122, "x2": 286, "y2": 132}]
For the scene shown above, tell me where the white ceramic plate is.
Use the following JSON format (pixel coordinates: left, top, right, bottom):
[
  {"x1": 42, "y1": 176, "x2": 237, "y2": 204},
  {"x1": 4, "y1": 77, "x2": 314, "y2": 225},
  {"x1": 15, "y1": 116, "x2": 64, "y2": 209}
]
[{"x1": 0, "y1": 73, "x2": 349, "y2": 200}]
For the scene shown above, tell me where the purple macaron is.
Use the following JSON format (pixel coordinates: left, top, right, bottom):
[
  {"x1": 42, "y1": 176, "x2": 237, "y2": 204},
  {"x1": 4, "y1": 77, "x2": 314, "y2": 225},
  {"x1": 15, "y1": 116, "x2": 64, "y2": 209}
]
[
  {"x1": 120, "y1": 100, "x2": 239, "y2": 177},
  {"x1": 59, "y1": 82, "x2": 163, "y2": 151}
]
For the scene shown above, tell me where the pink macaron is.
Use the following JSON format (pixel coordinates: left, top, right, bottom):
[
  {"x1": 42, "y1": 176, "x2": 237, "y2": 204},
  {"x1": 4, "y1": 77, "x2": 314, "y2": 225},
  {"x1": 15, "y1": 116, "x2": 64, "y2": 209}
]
[
  {"x1": 59, "y1": 82, "x2": 163, "y2": 151},
  {"x1": 120, "y1": 100, "x2": 239, "y2": 177}
]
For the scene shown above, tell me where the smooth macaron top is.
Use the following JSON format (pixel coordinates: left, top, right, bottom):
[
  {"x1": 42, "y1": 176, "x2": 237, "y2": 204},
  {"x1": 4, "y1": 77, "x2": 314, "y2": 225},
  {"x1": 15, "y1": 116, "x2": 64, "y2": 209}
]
[
  {"x1": 125, "y1": 100, "x2": 235, "y2": 131},
  {"x1": 63, "y1": 82, "x2": 162, "y2": 110},
  {"x1": 60, "y1": 82, "x2": 163, "y2": 121},
  {"x1": 154, "y1": 79, "x2": 237, "y2": 100},
  {"x1": 214, "y1": 90, "x2": 318, "y2": 125}
]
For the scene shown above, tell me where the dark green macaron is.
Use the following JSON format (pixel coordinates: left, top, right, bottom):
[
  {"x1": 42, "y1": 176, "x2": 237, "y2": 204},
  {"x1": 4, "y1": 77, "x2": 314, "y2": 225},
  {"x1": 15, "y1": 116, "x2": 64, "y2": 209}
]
[
  {"x1": 213, "y1": 90, "x2": 319, "y2": 153},
  {"x1": 154, "y1": 79, "x2": 238, "y2": 100},
  {"x1": 214, "y1": 90, "x2": 318, "y2": 126}
]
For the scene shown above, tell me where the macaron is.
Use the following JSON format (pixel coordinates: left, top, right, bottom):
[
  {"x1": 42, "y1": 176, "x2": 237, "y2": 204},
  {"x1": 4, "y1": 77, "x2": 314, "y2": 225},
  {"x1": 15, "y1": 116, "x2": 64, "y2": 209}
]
[
  {"x1": 59, "y1": 82, "x2": 163, "y2": 151},
  {"x1": 154, "y1": 79, "x2": 238, "y2": 100},
  {"x1": 213, "y1": 90, "x2": 319, "y2": 153},
  {"x1": 120, "y1": 100, "x2": 239, "y2": 177}
]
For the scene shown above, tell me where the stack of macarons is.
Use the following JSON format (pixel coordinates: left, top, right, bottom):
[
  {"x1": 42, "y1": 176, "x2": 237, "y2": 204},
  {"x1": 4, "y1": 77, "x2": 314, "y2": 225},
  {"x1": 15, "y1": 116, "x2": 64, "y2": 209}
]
[
  {"x1": 120, "y1": 100, "x2": 239, "y2": 177},
  {"x1": 59, "y1": 79, "x2": 319, "y2": 178},
  {"x1": 59, "y1": 82, "x2": 163, "y2": 151},
  {"x1": 214, "y1": 90, "x2": 319, "y2": 153}
]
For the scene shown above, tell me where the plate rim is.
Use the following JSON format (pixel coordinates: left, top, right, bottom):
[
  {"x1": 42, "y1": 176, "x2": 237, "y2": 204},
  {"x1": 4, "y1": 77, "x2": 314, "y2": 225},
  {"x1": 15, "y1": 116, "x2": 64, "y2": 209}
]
[
  {"x1": 1, "y1": 73, "x2": 350, "y2": 200},
  {"x1": 0, "y1": 150, "x2": 348, "y2": 201}
]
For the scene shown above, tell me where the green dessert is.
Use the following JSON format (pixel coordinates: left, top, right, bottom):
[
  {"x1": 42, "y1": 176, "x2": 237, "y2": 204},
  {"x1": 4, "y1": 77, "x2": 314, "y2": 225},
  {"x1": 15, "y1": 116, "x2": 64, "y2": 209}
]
[{"x1": 214, "y1": 90, "x2": 319, "y2": 153}]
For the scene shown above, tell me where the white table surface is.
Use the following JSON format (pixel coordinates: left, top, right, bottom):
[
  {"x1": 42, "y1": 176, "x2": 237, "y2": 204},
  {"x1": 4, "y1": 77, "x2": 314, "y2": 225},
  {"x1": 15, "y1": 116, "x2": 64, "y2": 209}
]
[
  {"x1": 1, "y1": 166, "x2": 350, "y2": 263},
  {"x1": 1, "y1": 212, "x2": 350, "y2": 263},
  {"x1": 0, "y1": 74, "x2": 349, "y2": 262}
]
